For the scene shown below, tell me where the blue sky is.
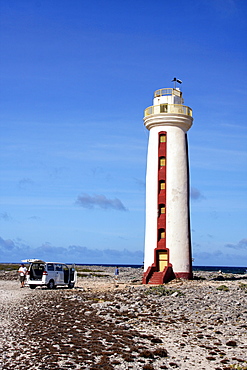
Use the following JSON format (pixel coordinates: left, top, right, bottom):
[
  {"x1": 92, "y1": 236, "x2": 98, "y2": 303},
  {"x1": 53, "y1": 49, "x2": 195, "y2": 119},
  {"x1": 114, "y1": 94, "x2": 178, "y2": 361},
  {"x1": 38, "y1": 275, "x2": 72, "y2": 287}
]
[{"x1": 0, "y1": 0, "x2": 246, "y2": 266}]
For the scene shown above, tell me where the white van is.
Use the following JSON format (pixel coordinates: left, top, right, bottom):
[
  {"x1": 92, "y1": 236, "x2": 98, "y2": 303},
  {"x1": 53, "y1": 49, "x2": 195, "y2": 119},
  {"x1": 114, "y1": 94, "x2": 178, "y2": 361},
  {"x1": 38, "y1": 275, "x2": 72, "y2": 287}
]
[{"x1": 23, "y1": 259, "x2": 77, "y2": 289}]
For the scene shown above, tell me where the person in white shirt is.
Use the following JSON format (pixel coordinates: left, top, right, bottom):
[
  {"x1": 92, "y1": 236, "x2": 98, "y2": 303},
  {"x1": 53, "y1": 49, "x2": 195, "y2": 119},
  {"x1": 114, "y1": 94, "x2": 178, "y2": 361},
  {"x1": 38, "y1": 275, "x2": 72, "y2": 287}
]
[{"x1": 18, "y1": 263, "x2": 27, "y2": 288}]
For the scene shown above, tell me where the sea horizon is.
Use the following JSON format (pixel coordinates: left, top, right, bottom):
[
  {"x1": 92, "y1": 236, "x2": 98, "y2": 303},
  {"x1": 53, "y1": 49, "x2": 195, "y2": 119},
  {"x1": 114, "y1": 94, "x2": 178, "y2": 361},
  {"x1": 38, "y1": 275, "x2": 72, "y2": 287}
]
[
  {"x1": 75, "y1": 264, "x2": 247, "y2": 274},
  {"x1": 1, "y1": 262, "x2": 246, "y2": 274}
]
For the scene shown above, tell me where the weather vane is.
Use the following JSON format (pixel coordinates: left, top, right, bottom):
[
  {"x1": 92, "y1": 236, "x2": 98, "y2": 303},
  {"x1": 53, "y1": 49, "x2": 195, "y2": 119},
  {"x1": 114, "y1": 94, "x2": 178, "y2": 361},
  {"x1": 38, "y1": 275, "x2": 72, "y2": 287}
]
[{"x1": 171, "y1": 77, "x2": 182, "y2": 89}]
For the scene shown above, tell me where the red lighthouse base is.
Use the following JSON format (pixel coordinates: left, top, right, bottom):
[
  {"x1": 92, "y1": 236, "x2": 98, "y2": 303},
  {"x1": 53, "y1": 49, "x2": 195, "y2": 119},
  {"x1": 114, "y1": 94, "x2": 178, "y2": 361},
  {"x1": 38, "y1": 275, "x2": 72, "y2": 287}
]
[
  {"x1": 142, "y1": 248, "x2": 193, "y2": 284},
  {"x1": 142, "y1": 264, "x2": 175, "y2": 284},
  {"x1": 142, "y1": 266, "x2": 193, "y2": 284}
]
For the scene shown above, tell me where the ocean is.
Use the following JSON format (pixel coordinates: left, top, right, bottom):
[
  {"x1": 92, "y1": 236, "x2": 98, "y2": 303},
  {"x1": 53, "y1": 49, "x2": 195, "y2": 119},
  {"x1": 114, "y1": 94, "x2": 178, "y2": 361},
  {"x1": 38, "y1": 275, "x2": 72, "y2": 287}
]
[
  {"x1": 76, "y1": 263, "x2": 247, "y2": 274},
  {"x1": 192, "y1": 265, "x2": 247, "y2": 274},
  {"x1": 4, "y1": 262, "x2": 246, "y2": 274}
]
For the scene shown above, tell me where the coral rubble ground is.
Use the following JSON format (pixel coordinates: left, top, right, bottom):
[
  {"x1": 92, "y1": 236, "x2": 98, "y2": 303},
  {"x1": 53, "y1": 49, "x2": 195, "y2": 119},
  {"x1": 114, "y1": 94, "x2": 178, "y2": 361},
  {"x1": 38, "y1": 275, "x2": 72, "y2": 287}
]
[{"x1": 0, "y1": 266, "x2": 247, "y2": 369}]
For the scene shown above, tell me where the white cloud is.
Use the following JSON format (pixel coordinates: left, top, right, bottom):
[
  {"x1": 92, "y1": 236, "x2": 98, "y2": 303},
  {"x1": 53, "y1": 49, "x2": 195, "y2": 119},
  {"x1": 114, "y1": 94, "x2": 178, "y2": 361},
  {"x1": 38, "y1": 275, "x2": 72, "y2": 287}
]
[
  {"x1": 76, "y1": 193, "x2": 128, "y2": 211},
  {"x1": 0, "y1": 212, "x2": 12, "y2": 221},
  {"x1": 192, "y1": 242, "x2": 247, "y2": 267},
  {"x1": 190, "y1": 187, "x2": 205, "y2": 201},
  {"x1": 18, "y1": 178, "x2": 34, "y2": 189},
  {"x1": 0, "y1": 236, "x2": 143, "y2": 265},
  {"x1": 225, "y1": 238, "x2": 247, "y2": 250}
]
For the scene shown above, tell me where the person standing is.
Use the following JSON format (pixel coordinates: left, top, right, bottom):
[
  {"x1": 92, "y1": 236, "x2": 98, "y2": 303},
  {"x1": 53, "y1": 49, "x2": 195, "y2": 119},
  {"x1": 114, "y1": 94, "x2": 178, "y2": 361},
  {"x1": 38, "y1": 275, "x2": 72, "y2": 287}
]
[
  {"x1": 114, "y1": 266, "x2": 119, "y2": 282},
  {"x1": 18, "y1": 263, "x2": 27, "y2": 288}
]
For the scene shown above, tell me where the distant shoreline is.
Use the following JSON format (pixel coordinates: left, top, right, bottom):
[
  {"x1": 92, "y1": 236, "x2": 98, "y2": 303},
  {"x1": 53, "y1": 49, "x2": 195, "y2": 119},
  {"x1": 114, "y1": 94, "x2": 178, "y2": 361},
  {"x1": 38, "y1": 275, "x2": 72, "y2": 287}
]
[{"x1": 0, "y1": 262, "x2": 246, "y2": 274}]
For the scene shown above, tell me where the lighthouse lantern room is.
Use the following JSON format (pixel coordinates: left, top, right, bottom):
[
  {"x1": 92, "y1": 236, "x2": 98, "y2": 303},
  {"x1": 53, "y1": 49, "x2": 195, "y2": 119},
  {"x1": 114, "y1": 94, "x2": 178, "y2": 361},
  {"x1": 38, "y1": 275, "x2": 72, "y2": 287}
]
[{"x1": 142, "y1": 84, "x2": 193, "y2": 285}]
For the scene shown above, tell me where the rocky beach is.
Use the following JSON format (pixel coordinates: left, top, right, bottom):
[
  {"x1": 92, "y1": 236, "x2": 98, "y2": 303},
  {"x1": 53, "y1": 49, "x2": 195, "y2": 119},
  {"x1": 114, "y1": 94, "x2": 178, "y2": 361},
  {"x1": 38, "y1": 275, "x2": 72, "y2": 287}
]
[{"x1": 0, "y1": 266, "x2": 247, "y2": 370}]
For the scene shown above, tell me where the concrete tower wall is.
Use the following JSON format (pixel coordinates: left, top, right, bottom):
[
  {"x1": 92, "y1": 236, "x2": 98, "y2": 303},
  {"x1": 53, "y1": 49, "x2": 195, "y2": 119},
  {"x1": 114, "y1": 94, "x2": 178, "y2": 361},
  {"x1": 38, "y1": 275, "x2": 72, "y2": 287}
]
[
  {"x1": 143, "y1": 91, "x2": 193, "y2": 283},
  {"x1": 166, "y1": 125, "x2": 191, "y2": 275},
  {"x1": 144, "y1": 128, "x2": 159, "y2": 271},
  {"x1": 144, "y1": 124, "x2": 191, "y2": 274}
]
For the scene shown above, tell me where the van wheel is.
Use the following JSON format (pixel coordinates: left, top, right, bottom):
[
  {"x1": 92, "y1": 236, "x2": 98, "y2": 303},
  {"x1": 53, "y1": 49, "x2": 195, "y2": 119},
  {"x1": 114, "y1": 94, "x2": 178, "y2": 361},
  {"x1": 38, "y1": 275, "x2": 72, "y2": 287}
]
[
  {"x1": 47, "y1": 280, "x2": 55, "y2": 289},
  {"x1": 68, "y1": 283, "x2": 74, "y2": 289},
  {"x1": 29, "y1": 285, "x2": 36, "y2": 289}
]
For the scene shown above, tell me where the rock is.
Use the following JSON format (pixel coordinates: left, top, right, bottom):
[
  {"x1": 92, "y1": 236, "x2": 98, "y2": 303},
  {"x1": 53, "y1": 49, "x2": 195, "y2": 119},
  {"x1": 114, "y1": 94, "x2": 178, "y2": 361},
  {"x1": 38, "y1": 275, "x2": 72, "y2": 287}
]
[{"x1": 1, "y1": 269, "x2": 247, "y2": 370}]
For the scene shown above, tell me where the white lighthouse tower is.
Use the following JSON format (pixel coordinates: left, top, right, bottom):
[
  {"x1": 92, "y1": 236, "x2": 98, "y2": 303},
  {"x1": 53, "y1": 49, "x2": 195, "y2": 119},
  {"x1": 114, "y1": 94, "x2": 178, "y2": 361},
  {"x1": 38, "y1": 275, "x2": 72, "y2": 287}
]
[{"x1": 142, "y1": 83, "x2": 193, "y2": 284}]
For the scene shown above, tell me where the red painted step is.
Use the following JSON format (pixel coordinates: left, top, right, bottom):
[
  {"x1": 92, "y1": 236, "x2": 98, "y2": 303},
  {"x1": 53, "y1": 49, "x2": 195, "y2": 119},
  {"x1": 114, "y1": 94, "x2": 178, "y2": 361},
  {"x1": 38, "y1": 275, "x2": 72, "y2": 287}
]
[{"x1": 148, "y1": 271, "x2": 163, "y2": 285}]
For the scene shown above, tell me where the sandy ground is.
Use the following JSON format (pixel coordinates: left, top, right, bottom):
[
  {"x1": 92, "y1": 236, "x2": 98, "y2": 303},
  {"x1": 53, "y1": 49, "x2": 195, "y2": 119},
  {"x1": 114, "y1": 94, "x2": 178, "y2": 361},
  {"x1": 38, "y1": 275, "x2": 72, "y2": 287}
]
[{"x1": 0, "y1": 270, "x2": 247, "y2": 370}]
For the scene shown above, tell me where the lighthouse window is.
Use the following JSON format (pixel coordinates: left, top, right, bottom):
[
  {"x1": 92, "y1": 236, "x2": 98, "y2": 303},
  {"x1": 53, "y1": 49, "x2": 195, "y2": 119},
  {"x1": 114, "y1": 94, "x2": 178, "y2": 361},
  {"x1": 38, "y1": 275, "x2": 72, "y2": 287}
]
[
  {"x1": 159, "y1": 204, "x2": 166, "y2": 215},
  {"x1": 159, "y1": 180, "x2": 165, "y2": 190},
  {"x1": 159, "y1": 157, "x2": 166, "y2": 167},
  {"x1": 159, "y1": 134, "x2": 166, "y2": 143},
  {"x1": 158, "y1": 229, "x2": 165, "y2": 240},
  {"x1": 160, "y1": 104, "x2": 168, "y2": 113}
]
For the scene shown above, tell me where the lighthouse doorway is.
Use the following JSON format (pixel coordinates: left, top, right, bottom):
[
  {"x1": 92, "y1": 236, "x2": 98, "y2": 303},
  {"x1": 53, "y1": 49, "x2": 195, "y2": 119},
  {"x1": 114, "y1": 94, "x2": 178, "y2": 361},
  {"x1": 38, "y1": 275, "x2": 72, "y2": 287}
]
[{"x1": 158, "y1": 250, "x2": 168, "y2": 271}]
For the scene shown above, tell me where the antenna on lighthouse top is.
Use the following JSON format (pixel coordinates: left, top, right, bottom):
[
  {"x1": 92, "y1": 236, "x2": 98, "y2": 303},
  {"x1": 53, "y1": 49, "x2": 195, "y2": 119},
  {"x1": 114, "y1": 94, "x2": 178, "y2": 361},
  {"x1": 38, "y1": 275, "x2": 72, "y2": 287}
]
[{"x1": 171, "y1": 77, "x2": 182, "y2": 89}]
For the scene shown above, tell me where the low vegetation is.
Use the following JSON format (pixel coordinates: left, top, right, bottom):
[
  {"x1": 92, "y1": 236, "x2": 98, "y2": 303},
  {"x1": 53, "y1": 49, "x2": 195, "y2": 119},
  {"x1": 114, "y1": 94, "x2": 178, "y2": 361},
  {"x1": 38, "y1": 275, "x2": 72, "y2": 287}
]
[
  {"x1": 77, "y1": 272, "x2": 111, "y2": 278},
  {"x1": 0, "y1": 263, "x2": 19, "y2": 271},
  {"x1": 144, "y1": 285, "x2": 184, "y2": 296},
  {"x1": 228, "y1": 365, "x2": 247, "y2": 370},
  {"x1": 193, "y1": 275, "x2": 206, "y2": 280},
  {"x1": 76, "y1": 267, "x2": 104, "y2": 273},
  {"x1": 216, "y1": 285, "x2": 229, "y2": 291},
  {"x1": 239, "y1": 283, "x2": 247, "y2": 292}
]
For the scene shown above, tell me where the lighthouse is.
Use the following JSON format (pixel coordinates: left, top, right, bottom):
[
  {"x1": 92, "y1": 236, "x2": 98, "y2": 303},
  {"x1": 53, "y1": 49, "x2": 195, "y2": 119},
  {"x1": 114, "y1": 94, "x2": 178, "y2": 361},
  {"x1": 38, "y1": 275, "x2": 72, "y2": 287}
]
[{"x1": 142, "y1": 84, "x2": 193, "y2": 284}]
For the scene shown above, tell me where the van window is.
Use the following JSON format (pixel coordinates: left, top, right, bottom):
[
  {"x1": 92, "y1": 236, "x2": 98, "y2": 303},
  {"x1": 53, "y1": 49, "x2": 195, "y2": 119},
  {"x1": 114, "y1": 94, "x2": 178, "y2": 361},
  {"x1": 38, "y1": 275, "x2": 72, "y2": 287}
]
[
  {"x1": 47, "y1": 263, "x2": 54, "y2": 271},
  {"x1": 55, "y1": 264, "x2": 63, "y2": 271}
]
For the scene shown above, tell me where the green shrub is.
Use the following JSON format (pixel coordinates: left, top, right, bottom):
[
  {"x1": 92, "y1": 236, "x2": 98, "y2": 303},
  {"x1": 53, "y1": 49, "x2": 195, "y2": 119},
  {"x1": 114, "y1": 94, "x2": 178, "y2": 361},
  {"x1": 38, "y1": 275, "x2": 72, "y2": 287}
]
[
  {"x1": 193, "y1": 275, "x2": 206, "y2": 280},
  {"x1": 216, "y1": 285, "x2": 229, "y2": 291},
  {"x1": 77, "y1": 268, "x2": 103, "y2": 272},
  {"x1": 145, "y1": 286, "x2": 184, "y2": 296},
  {"x1": 228, "y1": 365, "x2": 247, "y2": 370},
  {"x1": 0, "y1": 263, "x2": 19, "y2": 271},
  {"x1": 239, "y1": 283, "x2": 247, "y2": 292},
  {"x1": 77, "y1": 272, "x2": 110, "y2": 278}
]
